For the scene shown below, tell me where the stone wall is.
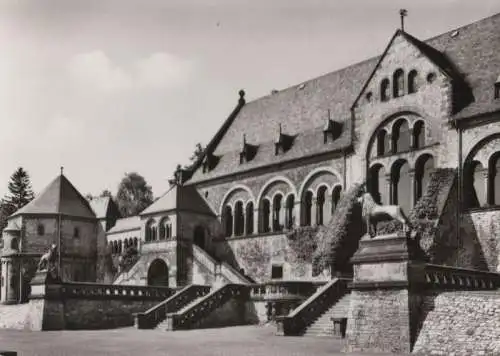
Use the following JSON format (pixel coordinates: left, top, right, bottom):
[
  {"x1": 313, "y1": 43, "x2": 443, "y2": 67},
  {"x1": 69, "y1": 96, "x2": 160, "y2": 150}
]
[
  {"x1": 344, "y1": 289, "x2": 411, "y2": 354},
  {"x1": 214, "y1": 233, "x2": 314, "y2": 282},
  {"x1": 413, "y1": 291, "x2": 500, "y2": 356},
  {"x1": 192, "y1": 298, "x2": 259, "y2": 329}
]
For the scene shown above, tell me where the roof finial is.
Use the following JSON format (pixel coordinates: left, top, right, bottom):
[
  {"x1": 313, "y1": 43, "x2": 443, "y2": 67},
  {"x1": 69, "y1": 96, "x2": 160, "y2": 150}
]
[
  {"x1": 399, "y1": 9, "x2": 408, "y2": 32},
  {"x1": 60, "y1": 166, "x2": 64, "y2": 176}
]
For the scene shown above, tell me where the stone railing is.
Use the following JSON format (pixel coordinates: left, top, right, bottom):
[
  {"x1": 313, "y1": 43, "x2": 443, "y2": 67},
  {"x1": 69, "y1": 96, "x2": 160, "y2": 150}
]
[
  {"x1": 250, "y1": 280, "x2": 321, "y2": 302},
  {"x1": 30, "y1": 281, "x2": 176, "y2": 301},
  {"x1": 275, "y1": 278, "x2": 350, "y2": 336},
  {"x1": 422, "y1": 264, "x2": 500, "y2": 290},
  {"x1": 135, "y1": 285, "x2": 211, "y2": 329},
  {"x1": 220, "y1": 262, "x2": 254, "y2": 284},
  {"x1": 165, "y1": 283, "x2": 248, "y2": 330}
]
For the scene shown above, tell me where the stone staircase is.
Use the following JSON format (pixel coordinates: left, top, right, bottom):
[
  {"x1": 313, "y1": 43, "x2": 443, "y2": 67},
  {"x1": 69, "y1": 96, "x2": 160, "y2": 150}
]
[
  {"x1": 302, "y1": 293, "x2": 350, "y2": 337},
  {"x1": 155, "y1": 293, "x2": 208, "y2": 330},
  {"x1": 135, "y1": 285, "x2": 212, "y2": 329}
]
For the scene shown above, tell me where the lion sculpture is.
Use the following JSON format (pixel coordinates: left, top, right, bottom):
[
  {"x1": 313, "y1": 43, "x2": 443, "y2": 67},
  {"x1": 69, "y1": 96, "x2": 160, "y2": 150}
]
[
  {"x1": 37, "y1": 243, "x2": 58, "y2": 272},
  {"x1": 357, "y1": 191, "x2": 411, "y2": 238}
]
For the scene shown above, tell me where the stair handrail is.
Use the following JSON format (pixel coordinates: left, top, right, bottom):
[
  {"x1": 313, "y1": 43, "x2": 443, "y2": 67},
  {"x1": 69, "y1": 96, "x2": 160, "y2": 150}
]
[
  {"x1": 135, "y1": 284, "x2": 211, "y2": 329},
  {"x1": 167, "y1": 283, "x2": 248, "y2": 330},
  {"x1": 220, "y1": 262, "x2": 255, "y2": 284},
  {"x1": 277, "y1": 277, "x2": 350, "y2": 336}
]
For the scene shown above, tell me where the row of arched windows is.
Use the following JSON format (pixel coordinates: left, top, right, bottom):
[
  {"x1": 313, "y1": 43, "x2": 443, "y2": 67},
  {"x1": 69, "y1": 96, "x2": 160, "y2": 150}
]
[
  {"x1": 368, "y1": 154, "x2": 435, "y2": 214},
  {"x1": 145, "y1": 218, "x2": 173, "y2": 242},
  {"x1": 110, "y1": 237, "x2": 138, "y2": 255},
  {"x1": 464, "y1": 153, "x2": 500, "y2": 208},
  {"x1": 380, "y1": 69, "x2": 418, "y2": 102},
  {"x1": 221, "y1": 186, "x2": 342, "y2": 238},
  {"x1": 376, "y1": 119, "x2": 425, "y2": 156}
]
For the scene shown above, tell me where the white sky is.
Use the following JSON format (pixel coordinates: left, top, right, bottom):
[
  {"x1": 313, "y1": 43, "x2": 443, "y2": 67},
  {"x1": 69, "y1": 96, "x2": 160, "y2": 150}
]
[{"x1": 1, "y1": 0, "x2": 499, "y2": 198}]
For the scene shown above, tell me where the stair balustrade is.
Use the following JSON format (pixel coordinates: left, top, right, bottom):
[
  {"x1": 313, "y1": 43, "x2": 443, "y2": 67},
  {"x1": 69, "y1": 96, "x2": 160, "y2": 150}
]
[
  {"x1": 135, "y1": 285, "x2": 211, "y2": 329},
  {"x1": 165, "y1": 283, "x2": 249, "y2": 330},
  {"x1": 276, "y1": 278, "x2": 350, "y2": 336}
]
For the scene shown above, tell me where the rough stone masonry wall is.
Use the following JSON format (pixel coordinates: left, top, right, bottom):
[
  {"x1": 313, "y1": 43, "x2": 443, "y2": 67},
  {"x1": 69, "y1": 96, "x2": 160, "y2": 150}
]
[
  {"x1": 344, "y1": 289, "x2": 411, "y2": 354},
  {"x1": 413, "y1": 291, "x2": 500, "y2": 356}
]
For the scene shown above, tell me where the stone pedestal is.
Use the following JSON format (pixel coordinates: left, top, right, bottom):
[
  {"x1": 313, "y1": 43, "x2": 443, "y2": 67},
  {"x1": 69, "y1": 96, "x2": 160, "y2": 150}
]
[
  {"x1": 28, "y1": 270, "x2": 65, "y2": 331},
  {"x1": 344, "y1": 231, "x2": 426, "y2": 354}
]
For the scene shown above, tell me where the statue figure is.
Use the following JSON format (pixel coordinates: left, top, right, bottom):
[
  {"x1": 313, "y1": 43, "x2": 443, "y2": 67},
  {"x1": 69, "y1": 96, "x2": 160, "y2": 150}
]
[
  {"x1": 37, "y1": 243, "x2": 58, "y2": 273},
  {"x1": 356, "y1": 190, "x2": 411, "y2": 238}
]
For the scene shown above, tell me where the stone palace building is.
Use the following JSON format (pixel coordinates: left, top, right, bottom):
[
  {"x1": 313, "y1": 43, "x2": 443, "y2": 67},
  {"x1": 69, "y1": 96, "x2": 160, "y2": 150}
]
[{"x1": 1, "y1": 10, "x2": 500, "y2": 354}]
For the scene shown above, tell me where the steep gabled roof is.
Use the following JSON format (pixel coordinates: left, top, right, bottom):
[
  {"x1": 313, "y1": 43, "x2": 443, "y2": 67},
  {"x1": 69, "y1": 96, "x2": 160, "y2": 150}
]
[
  {"x1": 140, "y1": 185, "x2": 214, "y2": 216},
  {"x1": 186, "y1": 11, "x2": 500, "y2": 184},
  {"x1": 12, "y1": 174, "x2": 96, "y2": 219},
  {"x1": 89, "y1": 196, "x2": 112, "y2": 219}
]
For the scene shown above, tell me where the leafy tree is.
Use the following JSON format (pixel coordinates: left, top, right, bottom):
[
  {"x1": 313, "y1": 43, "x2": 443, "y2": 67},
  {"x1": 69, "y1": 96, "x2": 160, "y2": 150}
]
[{"x1": 115, "y1": 172, "x2": 154, "y2": 217}]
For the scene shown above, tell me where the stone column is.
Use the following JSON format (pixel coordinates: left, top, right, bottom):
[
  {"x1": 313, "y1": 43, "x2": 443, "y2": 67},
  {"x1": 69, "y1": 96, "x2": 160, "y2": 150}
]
[
  {"x1": 253, "y1": 208, "x2": 259, "y2": 234},
  {"x1": 481, "y1": 169, "x2": 489, "y2": 206},
  {"x1": 409, "y1": 169, "x2": 416, "y2": 208},
  {"x1": 344, "y1": 231, "x2": 426, "y2": 354},
  {"x1": 386, "y1": 173, "x2": 394, "y2": 204},
  {"x1": 293, "y1": 201, "x2": 300, "y2": 228},
  {"x1": 311, "y1": 198, "x2": 317, "y2": 226}
]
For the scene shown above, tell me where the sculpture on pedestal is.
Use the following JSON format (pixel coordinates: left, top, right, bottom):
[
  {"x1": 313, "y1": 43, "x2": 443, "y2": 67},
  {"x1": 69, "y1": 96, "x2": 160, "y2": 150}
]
[
  {"x1": 356, "y1": 190, "x2": 411, "y2": 238},
  {"x1": 37, "y1": 244, "x2": 58, "y2": 276}
]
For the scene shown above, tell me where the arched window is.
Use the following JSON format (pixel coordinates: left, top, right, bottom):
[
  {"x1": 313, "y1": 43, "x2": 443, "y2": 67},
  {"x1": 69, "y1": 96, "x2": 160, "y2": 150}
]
[
  {"x1": 413, "y1": 121, "x2": 425, "y2": 149},
  {"x1": 272, "y1": 194, "x2": 283, "y2": 231},
  {"x1": 245, "y1": 202, "x2": 254, "y2": 235},
  {"x1": 391, "y1": 160, "x2": 411, "y2": 214},
  {"x1": 376, "y1": 129, "x2": 387, "y2": 156},
  {"x1": 133, "y1": 237, "x2": 138, "y2": 248},
  {"x1": 223, "y1": 206, "x2": 233, "y2": 237},
  {"x1": 316, "y1": 186, "x2": 327, "y2": 225},
  {"x1": 380, "y1": 78, "x2": 390, "y2": 102},
  {"x1": 368, "y1": 164, "x2": 386, "y2": 204},
  {"x1": 37, "y1": 224, "x2": 45, "y2": 236},
  {"x1": 408, "y1": 70, "x2": 418, "y2": 94},
  {"x1": 488, "y1": 153, "x2": 500, "y2": 205},
  {"x1": 145, "y1": 219, "x2": 155, "y2": 242},
  {"x1": 392, "y1": 119, "x2": 411, "y2": 153},
  {"x1": 393, "y1": 69, "x2": 405, "y2": 98},
  {"x1": 234, "y1": 201, "x2": 244, "y2": 236},
  {"x1": 158, "y1": 218, "x2": 168, "y2": 240},
  {"x1": 415, "y1": 155, "x2": 434, "y2": 202},
  {"x1": 465, "y1": 161, "x2": 486, "y2": 208},
  {"x1": 303, "y1": 191, "x2": 313, "y2": 226},
  {"x1": 285, "y1": 195, "x2": 295, "y2": 229},
  {"x1": 73, "y1": 227, "x2": 80, "y2": 238},
  {"x1": 118, "y1": 240, "x2": 123, "y2": 254},
  {"x1": 261, "y1": 199, "x2": 271, "y2": 233},
  {"x1": 331, "y1": 186, "x2": 342, "y2": 214}
]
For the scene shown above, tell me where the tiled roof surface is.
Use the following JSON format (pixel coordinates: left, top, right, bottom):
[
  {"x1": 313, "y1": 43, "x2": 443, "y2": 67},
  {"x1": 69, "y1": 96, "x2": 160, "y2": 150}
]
[
  {"x1": 107, "y1": 216, "x2": 141, "y2": 234},
  {"x1": 12, "y1": 175, "x2": 96, "y2": 219},
  {"x1": 140, "y1": 185, "x2": 214, "y2": 216},
  {"x1": 188, "y1": 12, "x2": 500, "y2": 184}
]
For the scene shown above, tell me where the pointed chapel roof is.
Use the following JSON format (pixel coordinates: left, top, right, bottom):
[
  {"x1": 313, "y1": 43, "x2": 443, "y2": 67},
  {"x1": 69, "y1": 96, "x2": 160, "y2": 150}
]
[
  {"x1": 140, "y1": 184, "x2": 214, "y2": 216},
  {"x1": 12, "y1": 174, "x2": 96, "y2": 219}
]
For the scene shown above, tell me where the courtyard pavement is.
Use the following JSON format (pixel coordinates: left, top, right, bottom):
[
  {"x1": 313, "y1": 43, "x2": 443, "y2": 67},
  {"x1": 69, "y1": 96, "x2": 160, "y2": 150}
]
[{"x1": 0, "y1": 325, "x2": 396, "y2": 356}]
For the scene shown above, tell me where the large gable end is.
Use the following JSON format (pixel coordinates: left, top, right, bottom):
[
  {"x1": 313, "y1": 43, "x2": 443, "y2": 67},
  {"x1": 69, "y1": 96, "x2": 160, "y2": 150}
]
[{"x1": 352, "y1": 29, "x2": 464, "y2": 110}]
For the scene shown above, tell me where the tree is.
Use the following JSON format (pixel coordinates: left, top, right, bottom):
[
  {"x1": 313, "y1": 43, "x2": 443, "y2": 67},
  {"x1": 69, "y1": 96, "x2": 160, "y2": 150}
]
[
  {"x1": 115, "y1": 172, "x2": 154, "y2": 217},
  {"x1": 0, "y1": 167, "x2": 35, "y2": 229}
]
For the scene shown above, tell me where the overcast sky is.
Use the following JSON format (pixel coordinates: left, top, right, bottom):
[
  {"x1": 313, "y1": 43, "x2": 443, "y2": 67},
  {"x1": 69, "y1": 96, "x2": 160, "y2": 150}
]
[{"x1": 1, "y1": 0, "x2": 499, "y2": 198}]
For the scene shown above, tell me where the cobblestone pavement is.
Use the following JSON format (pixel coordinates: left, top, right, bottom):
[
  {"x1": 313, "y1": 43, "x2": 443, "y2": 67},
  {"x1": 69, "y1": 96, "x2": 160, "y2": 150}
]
[{"x1": 0, "y1": 325, "x2": 393, "y2": 356}]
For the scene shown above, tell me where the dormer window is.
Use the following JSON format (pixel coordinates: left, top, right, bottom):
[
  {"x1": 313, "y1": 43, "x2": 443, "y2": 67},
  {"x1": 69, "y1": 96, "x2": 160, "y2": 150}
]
[
  {"x1": 274, "y1": 124, "x2": 294, "y2": 155},
  {"x1": 323, "y1": 110, "x2": 343, "y2": 144},
  {"x1": 202, "y1": 152, "x2": 219, "y2": 173},
  {"x1": 239, "y1": 134, "x2": 257, "y2": 164}
]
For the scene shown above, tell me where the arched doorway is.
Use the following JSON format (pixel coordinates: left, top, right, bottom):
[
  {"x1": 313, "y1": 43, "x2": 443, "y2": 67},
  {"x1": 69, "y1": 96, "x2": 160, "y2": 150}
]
[
  {"x1": 193, "y1": 226, "x2": 205, "y2": 250},
  {"x1": 147, "y1": 259, "x2": 169, "y2": 287}
]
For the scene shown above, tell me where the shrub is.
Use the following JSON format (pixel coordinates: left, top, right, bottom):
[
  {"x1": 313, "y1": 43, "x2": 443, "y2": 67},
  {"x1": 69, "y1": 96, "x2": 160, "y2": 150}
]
[{"x1": 286, "y1": 225, "x2": 320, "y2": 263}]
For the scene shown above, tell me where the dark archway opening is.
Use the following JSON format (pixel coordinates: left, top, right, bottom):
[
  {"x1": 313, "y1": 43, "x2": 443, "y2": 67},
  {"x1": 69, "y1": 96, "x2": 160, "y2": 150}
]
[
  {"x1": 194, "y1": 226, "x2": 205, "y2": 250},
  {"x1": 147, "y1": 259, "x2": 169, "y2": 287}
]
